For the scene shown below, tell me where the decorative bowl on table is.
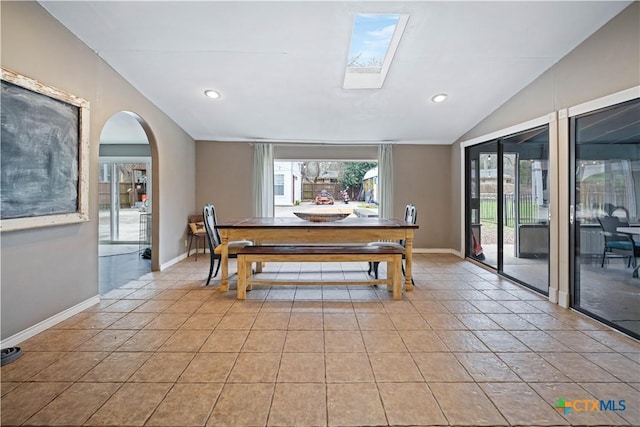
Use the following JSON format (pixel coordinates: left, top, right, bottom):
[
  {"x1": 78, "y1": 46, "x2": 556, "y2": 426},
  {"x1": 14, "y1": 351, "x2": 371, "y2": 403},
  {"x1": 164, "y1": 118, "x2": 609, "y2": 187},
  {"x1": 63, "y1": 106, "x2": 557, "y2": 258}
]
[{"x1": 293, "y1": 212, "x2": 350, "y2": 222}]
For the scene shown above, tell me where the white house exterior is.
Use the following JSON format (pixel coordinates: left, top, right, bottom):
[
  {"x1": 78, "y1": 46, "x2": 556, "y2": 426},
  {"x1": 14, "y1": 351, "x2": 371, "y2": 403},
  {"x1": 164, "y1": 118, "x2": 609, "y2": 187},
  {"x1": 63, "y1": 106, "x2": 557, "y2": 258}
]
[
  {"x1": 274, "y1": 161, "x2": 302, "y2": 206},
  {"x1": 362, "y1": 166, "x2": 378, "y2": 203}
]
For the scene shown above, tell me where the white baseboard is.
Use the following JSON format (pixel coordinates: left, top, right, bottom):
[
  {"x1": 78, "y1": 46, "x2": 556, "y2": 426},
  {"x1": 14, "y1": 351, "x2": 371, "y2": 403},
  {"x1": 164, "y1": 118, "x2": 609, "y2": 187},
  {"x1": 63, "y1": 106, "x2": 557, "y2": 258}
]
[
  {"x1": 558, "y1": 290, "x2": 570, "y2": 308},
  {"x1": 549, "y1": 288, "x2": 570, "y2": 308},
  {"x1": 1, "y1": 295, "x2": 100, "y2": 348},
  {"x1": 413, "y1": 248, "x2": 462, "y2": 257},
  {"x1": 160, "y1": 252, "x2": 189, "y2": 270},
  {"x1": 450, "y1": 249, "x2": 463, "y2": 258}
]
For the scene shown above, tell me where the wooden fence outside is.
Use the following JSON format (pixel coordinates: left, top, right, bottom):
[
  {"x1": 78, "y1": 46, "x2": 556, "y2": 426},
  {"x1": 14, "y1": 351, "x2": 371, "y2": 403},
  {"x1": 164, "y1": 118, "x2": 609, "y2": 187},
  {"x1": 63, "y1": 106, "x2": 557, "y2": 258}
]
[{"x1": 302, "y1": 183, "x2": 341, "y2": 201}]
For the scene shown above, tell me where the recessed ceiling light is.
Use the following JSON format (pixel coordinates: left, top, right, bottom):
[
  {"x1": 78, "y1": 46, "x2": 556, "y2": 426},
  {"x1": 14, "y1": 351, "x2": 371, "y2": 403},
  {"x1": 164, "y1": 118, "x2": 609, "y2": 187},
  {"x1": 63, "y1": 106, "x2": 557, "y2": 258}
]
[
  {"x1": 431, "y1": 93, "x2": 448, "y2": 103},
  {"x1": 204, "y1": 90, "x2": 220, "y2": 99}
]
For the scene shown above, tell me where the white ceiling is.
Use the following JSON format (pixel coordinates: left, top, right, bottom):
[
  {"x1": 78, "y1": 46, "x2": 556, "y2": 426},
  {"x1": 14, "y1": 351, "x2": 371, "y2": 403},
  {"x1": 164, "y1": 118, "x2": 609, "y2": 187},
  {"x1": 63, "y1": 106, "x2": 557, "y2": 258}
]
[{"x1": 41, "y1": 1, "x2": 631, "y2": 145}]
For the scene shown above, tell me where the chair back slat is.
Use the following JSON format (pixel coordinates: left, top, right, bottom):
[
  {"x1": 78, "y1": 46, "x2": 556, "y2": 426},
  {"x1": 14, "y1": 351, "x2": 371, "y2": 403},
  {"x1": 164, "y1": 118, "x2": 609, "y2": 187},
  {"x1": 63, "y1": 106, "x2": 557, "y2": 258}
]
[
  {"x1": 404, "y1": 204, "x2": 417, "y2": 225},
  {"x1": 598, "y1": 215, "x2": 629, "y2": 233},
  {"x1": 597, "y1": 215, "x2": 630, "y2": 245},
  {"x1": 398, "y1": 204, "x2": 417, "y2": 247},
  {"x1": 368, "y1": 203, "x2": 417, "y2": 280},
  {"x1": 611, "y1": 207, "x2": 629, "y2": 220},
  {"x1": 203, "y1": 204, "x2": 222, "y2": 251}
]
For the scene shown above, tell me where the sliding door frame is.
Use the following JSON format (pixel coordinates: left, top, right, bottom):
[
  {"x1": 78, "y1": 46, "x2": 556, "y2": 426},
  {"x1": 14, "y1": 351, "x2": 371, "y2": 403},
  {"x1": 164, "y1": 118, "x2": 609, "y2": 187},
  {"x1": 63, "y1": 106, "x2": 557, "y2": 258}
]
[
  {"x1": 563, "y1": 86, "x2": 640, "y2": 316},
  {"x1": 460, "y1": 113, "x2": 557, "y2": 299}
]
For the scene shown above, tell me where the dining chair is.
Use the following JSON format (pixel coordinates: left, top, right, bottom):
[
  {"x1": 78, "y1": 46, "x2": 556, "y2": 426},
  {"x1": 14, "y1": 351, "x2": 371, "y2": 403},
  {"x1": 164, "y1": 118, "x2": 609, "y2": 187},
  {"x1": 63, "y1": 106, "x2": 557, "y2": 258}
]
[
  {"x1": 367, "y1": 204, "x2": 417, "y2": 284},
  {"x1": 187, "y1": 214, "x2": 206, "y2": 261},
  {"x1": 203, "y1": 204, "x2": 253, "y2": 285},
  {"x1": 610, "y1": 206, "x2": 629, "y2": 220},
  {"x1": 596, "y1": 215, "x2": 640, "y2": 269}
]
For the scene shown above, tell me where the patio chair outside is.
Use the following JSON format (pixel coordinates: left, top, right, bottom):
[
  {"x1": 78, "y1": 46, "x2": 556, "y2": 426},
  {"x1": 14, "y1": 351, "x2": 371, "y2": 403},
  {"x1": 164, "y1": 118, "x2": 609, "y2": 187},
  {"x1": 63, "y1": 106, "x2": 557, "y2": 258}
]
[{"x1": 597, "y1": 215, "x2": 640, "y2": 269}]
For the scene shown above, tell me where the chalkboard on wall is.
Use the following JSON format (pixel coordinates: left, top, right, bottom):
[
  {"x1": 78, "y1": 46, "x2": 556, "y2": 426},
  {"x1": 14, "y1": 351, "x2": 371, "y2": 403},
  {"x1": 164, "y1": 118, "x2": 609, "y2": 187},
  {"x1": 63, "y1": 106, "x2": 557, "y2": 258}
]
[{"x1": 0, "y1": 68, "x2": 89, "y2": 232}]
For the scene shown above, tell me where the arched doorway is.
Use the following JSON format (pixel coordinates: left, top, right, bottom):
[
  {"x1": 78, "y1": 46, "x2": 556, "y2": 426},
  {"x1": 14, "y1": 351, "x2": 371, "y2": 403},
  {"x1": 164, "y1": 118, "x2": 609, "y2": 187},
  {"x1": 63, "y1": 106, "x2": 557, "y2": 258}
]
[{"x1": 98, "y1": 111, "x2": 157, "y2": 293}]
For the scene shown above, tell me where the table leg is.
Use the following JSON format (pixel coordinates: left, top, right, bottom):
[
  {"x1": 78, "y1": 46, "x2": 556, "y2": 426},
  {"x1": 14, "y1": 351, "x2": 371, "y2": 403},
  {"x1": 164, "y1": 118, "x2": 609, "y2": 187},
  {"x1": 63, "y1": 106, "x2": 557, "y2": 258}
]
[
  {"x1": 237, "y1": 256, "x2": 246, "y2": 299},
  {"x1": 405, "y1": 235, "x2": 414, "y2": 291},
  {"x1": 220, "y1": 238, "x2": 229, "y2": 292},
  {"x1": 254, "y1": 240, "x2": 263, "y2": 273},
  {"x1": 393, "y1": 256, "x2": 402, "y2": 300}
]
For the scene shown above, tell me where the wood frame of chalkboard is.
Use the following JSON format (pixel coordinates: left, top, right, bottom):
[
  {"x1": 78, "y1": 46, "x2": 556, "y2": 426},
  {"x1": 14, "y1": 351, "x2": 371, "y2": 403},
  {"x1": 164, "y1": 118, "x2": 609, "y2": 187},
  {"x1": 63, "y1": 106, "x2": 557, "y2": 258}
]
[{"x1": 1, "y1": 67, "x2": 90, "y2": 232}]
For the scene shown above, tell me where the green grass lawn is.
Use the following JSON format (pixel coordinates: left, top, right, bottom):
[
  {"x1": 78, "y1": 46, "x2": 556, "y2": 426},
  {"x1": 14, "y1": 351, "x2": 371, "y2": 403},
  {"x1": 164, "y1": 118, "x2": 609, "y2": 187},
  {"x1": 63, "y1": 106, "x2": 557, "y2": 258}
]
[{"x1": 479, "y1": 198, "x2": 539, "y2": 226}]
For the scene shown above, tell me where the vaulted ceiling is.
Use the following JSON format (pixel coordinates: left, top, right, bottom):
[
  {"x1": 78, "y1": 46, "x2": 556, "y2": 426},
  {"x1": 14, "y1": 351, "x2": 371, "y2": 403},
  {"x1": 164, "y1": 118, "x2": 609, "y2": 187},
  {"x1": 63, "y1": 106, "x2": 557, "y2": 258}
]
[{"x1": 41, "y1": 1, "x2": 631, "y2": 145}]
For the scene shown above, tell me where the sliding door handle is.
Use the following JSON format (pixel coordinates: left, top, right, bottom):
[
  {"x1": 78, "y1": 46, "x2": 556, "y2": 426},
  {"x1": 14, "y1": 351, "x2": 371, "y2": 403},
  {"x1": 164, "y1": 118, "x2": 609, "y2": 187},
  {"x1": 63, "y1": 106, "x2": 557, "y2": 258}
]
[{"x1": 569, "y1": 205, "x2": 574, "y2": 225}]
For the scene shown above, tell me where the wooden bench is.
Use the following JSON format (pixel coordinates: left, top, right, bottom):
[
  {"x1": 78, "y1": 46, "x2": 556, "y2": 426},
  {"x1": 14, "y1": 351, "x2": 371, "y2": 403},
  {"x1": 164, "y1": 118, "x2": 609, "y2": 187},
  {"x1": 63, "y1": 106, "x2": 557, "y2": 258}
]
[{"x1": 236, "y1": 245, "x2": 403, "y2": 300}]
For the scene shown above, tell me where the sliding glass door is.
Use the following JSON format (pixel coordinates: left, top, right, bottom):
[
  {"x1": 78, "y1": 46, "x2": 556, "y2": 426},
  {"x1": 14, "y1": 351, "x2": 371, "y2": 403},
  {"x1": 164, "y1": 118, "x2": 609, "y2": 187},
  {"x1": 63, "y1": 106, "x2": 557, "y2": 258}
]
[
  {"x1": 501, "y1": 128, "x2": 550, "y2": 293},
  {"x1": 99, "y1": 161, "x2": 149, "y2": 243},
  {"x1": 466, "y1": 125, "x2": 550, "y2": 294},
  {"x1": 467, "y1": 142, "x2": 498, "y2": 269},
  {"x1": 571, "y1": 98, "x2": 640, "y2": 338}
]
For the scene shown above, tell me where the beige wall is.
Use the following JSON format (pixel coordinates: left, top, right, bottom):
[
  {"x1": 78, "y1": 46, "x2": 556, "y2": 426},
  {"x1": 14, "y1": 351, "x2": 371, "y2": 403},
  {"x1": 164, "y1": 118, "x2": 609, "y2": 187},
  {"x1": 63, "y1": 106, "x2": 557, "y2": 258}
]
[
  {"x1": 274, "y1": 144, "x2": 378, "y2": 161},
  {"x1": 393, "y1": 145, "x2": 453, "y2": 249},
  {"x1": 195, "y1": 141, "x2": 254, "y2": 221},
  {"x1": 1, "y1": 2, "x2": 196, "y2": 340},
  {"x1": 195, "y1": 142, "x2": 454, "y2": 250}
]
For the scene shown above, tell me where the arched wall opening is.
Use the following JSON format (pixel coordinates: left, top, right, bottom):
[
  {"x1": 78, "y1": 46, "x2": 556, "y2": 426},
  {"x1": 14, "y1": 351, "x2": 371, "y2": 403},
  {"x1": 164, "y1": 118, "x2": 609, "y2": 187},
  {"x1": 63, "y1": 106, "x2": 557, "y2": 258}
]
[{"x1": 98, "y1": 111, "x2": 160, "y2": 292}]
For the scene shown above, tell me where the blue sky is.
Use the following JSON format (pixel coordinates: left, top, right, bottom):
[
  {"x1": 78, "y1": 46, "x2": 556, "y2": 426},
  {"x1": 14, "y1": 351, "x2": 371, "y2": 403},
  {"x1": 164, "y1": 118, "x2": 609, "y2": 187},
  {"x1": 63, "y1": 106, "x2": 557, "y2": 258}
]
[{"x1": 348, "y1": 14, "x2": 399, "y2": 68}]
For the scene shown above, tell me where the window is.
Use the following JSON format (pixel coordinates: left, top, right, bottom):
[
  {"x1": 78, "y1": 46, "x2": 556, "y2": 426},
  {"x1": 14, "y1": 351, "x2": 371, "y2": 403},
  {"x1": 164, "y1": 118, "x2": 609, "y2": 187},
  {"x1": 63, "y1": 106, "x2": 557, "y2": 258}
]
[
  {"x1": 347, "y1": 14, "x2": 399, "y2": 70},
  {"x1": 343, "y1": 13, "x2": 409, "y2": 89},
  {"x1": 273, "y1": 160, "x2": 377, "y2": 216},
  {"x1": 274, "y1": 174, "x2": 285, "y2": 196}
]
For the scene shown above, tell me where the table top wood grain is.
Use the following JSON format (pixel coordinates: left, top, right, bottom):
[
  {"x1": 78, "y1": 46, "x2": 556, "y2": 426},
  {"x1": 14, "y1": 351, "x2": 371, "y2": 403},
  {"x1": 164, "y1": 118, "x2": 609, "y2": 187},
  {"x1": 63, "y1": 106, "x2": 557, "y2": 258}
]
[{"x1": 217, "y1": 216, "x2": 418, "y2": 229}]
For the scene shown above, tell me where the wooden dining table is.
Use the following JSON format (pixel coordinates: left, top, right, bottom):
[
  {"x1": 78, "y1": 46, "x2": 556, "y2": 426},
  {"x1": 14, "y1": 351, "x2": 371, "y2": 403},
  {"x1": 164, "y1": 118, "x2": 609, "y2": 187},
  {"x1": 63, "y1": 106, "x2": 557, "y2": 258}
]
[{"x1": 216, "y1": 216, "x2": 419, "y2": 292}]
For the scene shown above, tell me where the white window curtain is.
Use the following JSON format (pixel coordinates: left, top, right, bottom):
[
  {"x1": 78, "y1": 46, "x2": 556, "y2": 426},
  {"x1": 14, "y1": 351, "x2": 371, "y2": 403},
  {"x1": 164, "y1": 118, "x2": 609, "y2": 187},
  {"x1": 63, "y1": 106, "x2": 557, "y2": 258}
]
[
  {"x1": 378, "y1": 144, "x2": 393, "y2": 218},
  {"x1": 253, "y1": 143, "x2": 274, "y2": 217}
]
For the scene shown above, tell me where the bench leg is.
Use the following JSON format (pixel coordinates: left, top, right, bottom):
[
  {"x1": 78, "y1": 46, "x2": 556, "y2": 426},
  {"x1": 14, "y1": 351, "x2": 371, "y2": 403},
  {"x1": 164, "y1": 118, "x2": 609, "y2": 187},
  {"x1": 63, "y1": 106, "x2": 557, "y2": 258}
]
[
  {"x1": 392, "y1": 256, "x2": 402, "y2": 300},
  {"x1": 386, "y1": 261, "x2": 393, "y2": 293},
  {"x1": 386, "y1": 256, "x2": 401, "y2": 299},
  {"x1": 246, "y1": 260, "x2": 253, "y2": 291},
  {"x1": 237, "y1": 256, "x2": 247, "y2": 300}
]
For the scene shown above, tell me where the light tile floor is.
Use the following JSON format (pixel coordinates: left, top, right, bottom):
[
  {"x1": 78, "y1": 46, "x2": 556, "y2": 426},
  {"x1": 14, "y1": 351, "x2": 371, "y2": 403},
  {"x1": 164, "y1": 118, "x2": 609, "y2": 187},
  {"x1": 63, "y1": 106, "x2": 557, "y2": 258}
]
[{"x1": 2, "y1": 254, "x2": 639, "y2": 426}]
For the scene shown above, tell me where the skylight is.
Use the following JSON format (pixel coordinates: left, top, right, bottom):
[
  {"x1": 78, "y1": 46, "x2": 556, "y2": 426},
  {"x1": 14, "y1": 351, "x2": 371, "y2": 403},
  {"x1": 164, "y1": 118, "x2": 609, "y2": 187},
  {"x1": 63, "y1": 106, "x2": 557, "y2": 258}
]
[{"x1": 343, "y1": 13, "x2": 409, "y2": 89}]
